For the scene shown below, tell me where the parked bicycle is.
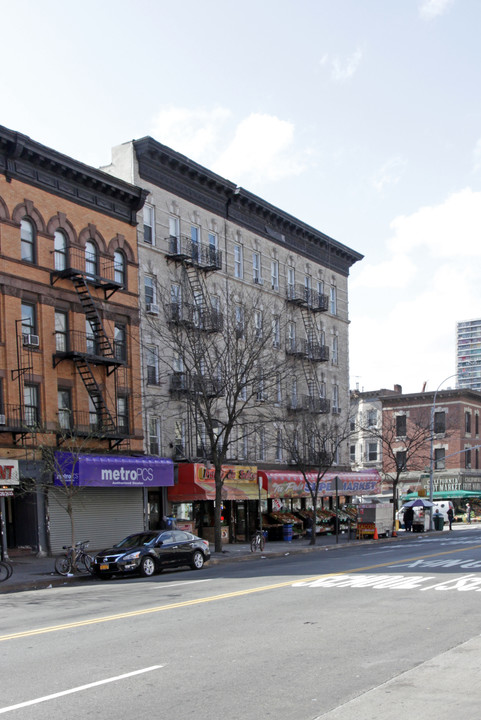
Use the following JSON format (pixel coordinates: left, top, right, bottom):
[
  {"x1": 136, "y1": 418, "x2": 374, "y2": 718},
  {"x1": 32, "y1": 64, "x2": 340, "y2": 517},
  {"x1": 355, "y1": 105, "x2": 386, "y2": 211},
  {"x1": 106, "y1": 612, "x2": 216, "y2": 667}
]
[
  {"x1": 55, "y1": 540, "x2": 93, "y2": 576},
  {"x1": 0, "y1": 559, "x2": 13, "y2": 582},
  {"x1": 250, "y1": 529, "x2": 266, "y2": 553}
]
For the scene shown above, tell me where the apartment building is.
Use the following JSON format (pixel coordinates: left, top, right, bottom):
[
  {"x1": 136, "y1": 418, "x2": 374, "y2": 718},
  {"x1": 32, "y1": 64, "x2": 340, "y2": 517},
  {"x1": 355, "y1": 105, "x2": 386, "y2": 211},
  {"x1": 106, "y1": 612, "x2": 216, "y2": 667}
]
[
  {"x1": 457, "y1": 319, "x2": 481, "y2": 391},
  {"x1": 0, "y1": 125, "x2": 173, "y2": 555},
  {"x1": 103, "y1": 137, "x2": 367, "y2": 537}
]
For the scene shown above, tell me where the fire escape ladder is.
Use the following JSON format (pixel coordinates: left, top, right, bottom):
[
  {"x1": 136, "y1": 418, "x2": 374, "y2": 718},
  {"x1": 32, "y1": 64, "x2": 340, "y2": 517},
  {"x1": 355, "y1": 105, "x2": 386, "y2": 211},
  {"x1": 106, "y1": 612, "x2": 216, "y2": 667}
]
[
  {"x1": 184, "y1": 264, "x2": 210, "y2": 319},
  {"x1": 73, "y1": 357, "x2": 116, "y2": 433},
  {"x1": 73, "y1": 276, "x2": 116, "y2": 368}
]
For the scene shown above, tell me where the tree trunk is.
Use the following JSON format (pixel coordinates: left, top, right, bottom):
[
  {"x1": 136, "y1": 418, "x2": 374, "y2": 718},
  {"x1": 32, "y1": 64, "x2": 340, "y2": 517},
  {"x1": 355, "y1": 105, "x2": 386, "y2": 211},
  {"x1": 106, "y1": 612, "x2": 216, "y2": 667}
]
[
  {"x1": 68, "y1": 498, "x2": 75, "y2": 548},
  {"x1": 214, "y1": 464, "x2": 223, "y2": 553},
  {"x1": 309, "y1": 489, "x2": 319, "y2": 546}
]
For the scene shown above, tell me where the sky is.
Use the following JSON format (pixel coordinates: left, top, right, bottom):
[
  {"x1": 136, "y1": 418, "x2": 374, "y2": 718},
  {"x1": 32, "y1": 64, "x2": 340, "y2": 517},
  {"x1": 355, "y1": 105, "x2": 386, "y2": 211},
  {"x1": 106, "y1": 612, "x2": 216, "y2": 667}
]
[{"x1": 1, "y1": 0, "x2": 480, "y2": 394}]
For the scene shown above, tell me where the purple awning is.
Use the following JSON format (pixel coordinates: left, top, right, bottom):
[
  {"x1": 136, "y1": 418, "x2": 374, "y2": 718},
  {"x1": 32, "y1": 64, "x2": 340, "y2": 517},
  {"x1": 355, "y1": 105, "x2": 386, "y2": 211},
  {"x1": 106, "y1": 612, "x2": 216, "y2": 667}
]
[{"x1": 54, "y1": 453, "x2": 174, "y2": 487}]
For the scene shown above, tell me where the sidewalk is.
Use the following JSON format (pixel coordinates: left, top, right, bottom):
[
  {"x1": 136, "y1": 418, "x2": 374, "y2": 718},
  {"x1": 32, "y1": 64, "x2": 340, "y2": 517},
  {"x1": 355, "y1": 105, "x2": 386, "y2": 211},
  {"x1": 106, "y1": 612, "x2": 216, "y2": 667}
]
[{"x1": 0, "y1": 525, "x2": 472, "y2": 594}]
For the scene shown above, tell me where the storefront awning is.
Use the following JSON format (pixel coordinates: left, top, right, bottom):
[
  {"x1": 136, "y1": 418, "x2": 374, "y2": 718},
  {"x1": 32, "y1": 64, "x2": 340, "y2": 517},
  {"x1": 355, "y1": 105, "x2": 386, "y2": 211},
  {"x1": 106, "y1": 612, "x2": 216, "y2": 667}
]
[
  {"x1": 54, "y1": 452, "x2": 174, "y2": 487},
  {"x1": 403, "y1": 490, "x2": 481, "y2": 500},
  {"x1": 168, "y1": 463, "x2": 260, "y2": 502},
  {"x1": 258, "y1": 469, "x2": 382, "y2": 499}
]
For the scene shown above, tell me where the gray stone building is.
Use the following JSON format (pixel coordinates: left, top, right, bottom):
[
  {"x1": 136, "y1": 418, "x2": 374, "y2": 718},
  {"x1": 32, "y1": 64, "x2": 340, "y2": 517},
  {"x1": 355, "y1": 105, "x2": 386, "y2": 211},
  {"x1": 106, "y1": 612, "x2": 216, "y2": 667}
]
[{"x1": 103, "y1": 137, "x2": 362, "y2": 483}]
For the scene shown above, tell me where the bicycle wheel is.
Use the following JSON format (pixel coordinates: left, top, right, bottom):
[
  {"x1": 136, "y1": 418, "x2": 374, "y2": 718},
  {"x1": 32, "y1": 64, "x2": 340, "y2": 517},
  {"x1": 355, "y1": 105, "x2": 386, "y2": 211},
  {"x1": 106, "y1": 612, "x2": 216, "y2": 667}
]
[
  {"x1": 76, "y1": 553, "x2": 93, "y2": 574},
  {"x1": 55, "y1": 555, "x2": 71, "y2": 576},
  {"x1": 1, "y1": 560, "x2": 13, "y2": 578},
  {"x1": 259, "y1": 534, "x2": 265, "y2": 552},
  {"x1": 250, "y1": 536, "x2": 257, "y2": 552},
  {"x1": 0, "y1": 562, "x2": 9, "y2": 582}
]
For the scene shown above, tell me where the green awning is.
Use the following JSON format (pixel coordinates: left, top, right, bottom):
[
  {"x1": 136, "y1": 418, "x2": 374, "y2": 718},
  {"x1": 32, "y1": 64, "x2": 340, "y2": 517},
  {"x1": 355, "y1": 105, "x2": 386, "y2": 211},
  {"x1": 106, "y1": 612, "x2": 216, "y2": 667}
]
[{"x1": 403, "y1": 490, "x2": 481, "y2": 500}]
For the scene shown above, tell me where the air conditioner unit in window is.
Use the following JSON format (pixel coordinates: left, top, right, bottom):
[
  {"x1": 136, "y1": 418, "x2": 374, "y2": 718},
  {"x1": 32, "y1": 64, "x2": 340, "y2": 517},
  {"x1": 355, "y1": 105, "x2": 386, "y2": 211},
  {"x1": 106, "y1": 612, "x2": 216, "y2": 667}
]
[
  {"x1": 146, "y1": 303, "x2": 159, "y2": 316},
  {"x1": 0, "y1": 414, "x2": 6, "y2": 425},
  {"x1": 23, "y1": 334, "x2": 40, "y2": 348}
]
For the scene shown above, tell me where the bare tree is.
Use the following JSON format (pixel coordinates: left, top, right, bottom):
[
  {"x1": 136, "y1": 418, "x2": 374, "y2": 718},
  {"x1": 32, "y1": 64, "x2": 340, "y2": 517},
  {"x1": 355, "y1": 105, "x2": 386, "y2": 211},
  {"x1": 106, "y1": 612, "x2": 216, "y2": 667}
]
[
  {"x1": 144, "y1": 282, "x2": 288, "y2": 551},
  {"x1": 280, "y1": 411, "x2": 352, "y2": 545},
  {"x1": 361, "y1": 410, "x2": 433, "y2": 528}
]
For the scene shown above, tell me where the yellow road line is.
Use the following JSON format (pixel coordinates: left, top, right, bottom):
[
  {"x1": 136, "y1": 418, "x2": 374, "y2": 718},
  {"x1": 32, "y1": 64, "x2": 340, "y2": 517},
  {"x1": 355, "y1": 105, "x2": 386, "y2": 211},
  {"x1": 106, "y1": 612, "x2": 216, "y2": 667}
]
[{"x1": 2, "y1": 543, "x2": 481, "y2": 643}]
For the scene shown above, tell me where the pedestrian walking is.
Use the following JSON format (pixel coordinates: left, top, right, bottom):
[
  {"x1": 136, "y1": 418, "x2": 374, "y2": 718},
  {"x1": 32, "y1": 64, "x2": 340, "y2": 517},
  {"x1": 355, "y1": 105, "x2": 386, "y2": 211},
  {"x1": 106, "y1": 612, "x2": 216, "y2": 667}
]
[
  {"x1": 403, "y1": 506, "x2": 414, "y2": 532},
  {"x1": 447, "y1": 506, "x2": 454, "y2": 531},
  {"x1": 466, "y1": 503, "x2": 472, "y2": 524}
]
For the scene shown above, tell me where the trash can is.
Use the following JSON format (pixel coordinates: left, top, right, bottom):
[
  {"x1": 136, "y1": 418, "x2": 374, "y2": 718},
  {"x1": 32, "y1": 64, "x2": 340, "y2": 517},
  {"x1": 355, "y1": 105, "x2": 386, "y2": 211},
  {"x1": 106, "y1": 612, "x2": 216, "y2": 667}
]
[
  {"x1": 433, "y1": 515, "x2": 445, "y2": 531},
  {"x1": 283, "y1": 523, "x2": 293, "y2": 542}
]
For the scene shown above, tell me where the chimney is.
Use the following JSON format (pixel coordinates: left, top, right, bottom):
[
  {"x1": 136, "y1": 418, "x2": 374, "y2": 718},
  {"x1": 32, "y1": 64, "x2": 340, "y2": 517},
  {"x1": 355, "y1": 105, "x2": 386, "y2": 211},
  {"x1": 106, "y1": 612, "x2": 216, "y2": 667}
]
[{"x1": 394, "y1": 384, "x2": 402, "y2": 394}]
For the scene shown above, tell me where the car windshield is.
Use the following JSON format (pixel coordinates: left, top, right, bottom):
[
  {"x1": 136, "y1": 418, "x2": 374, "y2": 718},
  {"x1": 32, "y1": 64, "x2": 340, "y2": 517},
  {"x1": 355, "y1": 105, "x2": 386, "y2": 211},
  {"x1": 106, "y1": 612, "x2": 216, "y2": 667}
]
[{"x1": 114, "y1": 533, "x2": 157, "y2": 549}]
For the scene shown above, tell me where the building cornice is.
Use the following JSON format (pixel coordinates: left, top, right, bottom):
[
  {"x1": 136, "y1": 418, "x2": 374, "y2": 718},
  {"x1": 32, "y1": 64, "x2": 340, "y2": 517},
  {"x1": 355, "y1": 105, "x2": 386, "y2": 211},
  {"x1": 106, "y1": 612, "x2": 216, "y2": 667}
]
[
  {"x1": 133, "y1": 136, "x2": 363, "y2": 276},
  {"x1": 0, "y1": 125, "x2": 147, "y2": 225}
]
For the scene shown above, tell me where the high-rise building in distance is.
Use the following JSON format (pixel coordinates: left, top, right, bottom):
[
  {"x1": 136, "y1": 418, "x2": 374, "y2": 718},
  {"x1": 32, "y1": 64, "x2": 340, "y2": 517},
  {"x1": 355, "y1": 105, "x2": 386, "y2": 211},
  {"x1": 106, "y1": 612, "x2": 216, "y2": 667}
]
[{"x1": 457, "y1": 319, "x2": 481, "y2": 390}]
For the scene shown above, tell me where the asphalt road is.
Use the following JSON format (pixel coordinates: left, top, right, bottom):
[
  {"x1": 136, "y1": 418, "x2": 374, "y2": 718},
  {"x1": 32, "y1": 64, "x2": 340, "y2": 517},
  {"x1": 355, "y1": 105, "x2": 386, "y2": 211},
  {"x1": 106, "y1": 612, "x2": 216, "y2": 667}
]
[{"x1": 2, "y1": 529, "x2": 481, "y2": 719}]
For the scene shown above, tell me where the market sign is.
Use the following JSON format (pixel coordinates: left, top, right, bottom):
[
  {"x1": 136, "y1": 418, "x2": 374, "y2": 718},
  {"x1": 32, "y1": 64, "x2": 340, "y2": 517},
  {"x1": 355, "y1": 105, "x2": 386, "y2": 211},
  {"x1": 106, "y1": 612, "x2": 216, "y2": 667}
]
[
  {"x1": 258, "y1": 470, "x2": 382, "y2": 499},
  {"x1": 196, "y1": 464, "x2": 257, "y2": 484},
  {"x1": 0, "y1": 459, "x2": 19, "y2": 486},
  {"x1": 0, "y1": 489, "x2": 14, "y2": 497},
  {"x1": 53, "y1": 453, "x2": 174, "y2": 488}
]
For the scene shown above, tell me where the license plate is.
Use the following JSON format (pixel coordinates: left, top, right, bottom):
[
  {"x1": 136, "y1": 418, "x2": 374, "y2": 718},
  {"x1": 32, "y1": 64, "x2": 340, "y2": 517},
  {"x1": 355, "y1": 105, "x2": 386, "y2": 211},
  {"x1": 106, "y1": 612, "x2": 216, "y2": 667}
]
[{"x1": 100, "y1": 564, "x2": 109, "y2": 571}]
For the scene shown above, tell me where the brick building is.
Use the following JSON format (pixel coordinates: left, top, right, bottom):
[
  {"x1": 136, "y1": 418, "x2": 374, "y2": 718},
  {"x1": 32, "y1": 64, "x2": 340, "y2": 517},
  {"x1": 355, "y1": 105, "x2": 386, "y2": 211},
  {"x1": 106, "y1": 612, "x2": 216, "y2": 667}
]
[{"x1": 0, "y1": 125, "x2": 173, "y2": 555}]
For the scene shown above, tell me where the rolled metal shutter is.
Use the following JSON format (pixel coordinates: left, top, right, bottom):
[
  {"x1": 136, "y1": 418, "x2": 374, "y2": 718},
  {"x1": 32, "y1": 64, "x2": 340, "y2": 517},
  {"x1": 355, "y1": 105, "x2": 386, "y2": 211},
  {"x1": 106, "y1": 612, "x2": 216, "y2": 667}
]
[{"x1": 48, "y1": 487, "x2": 144, "y2": 554}]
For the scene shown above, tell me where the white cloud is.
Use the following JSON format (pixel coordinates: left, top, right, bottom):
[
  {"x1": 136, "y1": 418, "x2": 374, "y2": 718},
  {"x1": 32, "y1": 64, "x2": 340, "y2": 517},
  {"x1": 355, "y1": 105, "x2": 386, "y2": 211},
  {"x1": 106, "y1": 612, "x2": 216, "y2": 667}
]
[
  {"x1": 372, "y1": 157, "x2": 407, "y2": 192},
  {"x1": 212, "y1": 113, "x2": 307, "y2": 185},
  {"x1": 350, "y1": 253, "x2": 417, "y2": 290},
  {"x1": 419, "y1": 0, "x2": 454, "y2": 20},
  {"x1": 150, "y1": 106, "x2": 231, "y2": 161},
  {"x1": 320, "y1": 49, "x2": 363, "y2": 82}
]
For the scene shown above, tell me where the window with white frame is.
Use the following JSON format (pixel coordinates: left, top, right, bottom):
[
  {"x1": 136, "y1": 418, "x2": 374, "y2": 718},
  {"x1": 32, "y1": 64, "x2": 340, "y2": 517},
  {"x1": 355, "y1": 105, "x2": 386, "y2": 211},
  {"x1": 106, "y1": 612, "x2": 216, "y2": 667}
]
[
  {"x1": 332, "y1": 336, "x2": 338, "y2": 365},
  {"x1": 252, "y1": 252, "x2": 262, "y2": 283},
  {"x1": 21, "y1": 218, "x2": 35, "y2": 263},
  {"x1": 330, "y1": 286, "x2": 337, "y2": 315},
  {"x1": 191, "y1": 226, "x2": 200, "y2": 261},
  {"x1": 367, "y1": 409, "x2": 377, "y2": 427},
  {"x1": 350, "y1": 444, "x2": 356, "y2": 463},
  {"x1": 319, "y1": 379, "x2": 326, "y2": 398},
  {"x1": 287, "y1": 321, "x2": 296, "y2": 352},
  {"x1": 304, "y1": 275, "x2": 311, "y2": 303},
  {"x1": 144, "y1": 275, "x2": 156, "y2": 308},
  {"x1": 275, "y1": 373, "x2": 282, "y2": 404},
  {"x1": 57, "y1": 388, "x2": 72, "y2": 430},
  {"x1": 367, "y1": 442, "x2": 378, "y2": 462},
  {"x1": 169, "y1": 216, "x2": 180, "y2": 252},
  {"x1": 272, "y1": 316, "x2": 280, "y2": 347},
  {"x1": 258, "y1": 428, "x2": 266, "y2": 461},
  {"x1": 143, "y1": 205, "x2": 155, "y2": 245},
  {"x1": 234, "y1": 244, "x2": 243, "y2": 278},
  {"x1": 149, "y1": 417, "x2": 161, "y2": 455},
  {"x1": 317, "y1": 279, "x2": 324, "y2": 297},
  {"x1": 254, "y1": 310, "x2": 263, "y2": 339},
  {"x1": 208, "y1": 231, "x2": 218, "y2": 264},
  {"x1": 54, "y1": 230, "x2": 67, "y2": 271},
  {"x1": 287, "y1": 267, "x2": 295, "y2": 298},
  {"x1": 333, "y1": 384, "x2": 339, "y2": 412},
  {"x1": 21, "y1": 302, "x2": 36, "y2": 335},
  {"x1": 271, "y1": 260, "x2": 279, "y2": 290},
  {"x1": 275, "y1": 430, "x2": 283, "y2": 461},
  {"x1": 55, "y1": 310, "x2": 68, "y2": 352},
  {"x1": 291, "y1": 376, "x2": 298, "y2": 408},
  {"x1": 24, "y1": 384, "x2": 39, "y2": 426},
  {"x1": 114, "y1": 250, "x2": 126, "y2": 287},
  {"x1": 434, "y1": 447, "x2": 446, "y2": 470},
  {"x1": 235, "y1": 305, "x2": 245, "y2": 338},
  {"x1": 146, "y1": 346, "x2": 160, "y2": 385},
  {"x1": 85, "y1": 240, "x2": 98, "y2": 278},
  {"x1": 117, "y1": 396, "x2": 129, "y2": 434},
  {"x1": 174, "y1": 420, "x2": 185, "y2": 457}
]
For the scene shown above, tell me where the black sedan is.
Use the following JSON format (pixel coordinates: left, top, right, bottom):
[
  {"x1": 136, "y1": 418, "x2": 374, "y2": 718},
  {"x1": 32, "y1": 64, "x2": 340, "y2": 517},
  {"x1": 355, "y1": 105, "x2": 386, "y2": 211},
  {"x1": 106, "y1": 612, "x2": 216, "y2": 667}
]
[{"x1": 92, "y1": 530, "x2": 210, "y2": 578}]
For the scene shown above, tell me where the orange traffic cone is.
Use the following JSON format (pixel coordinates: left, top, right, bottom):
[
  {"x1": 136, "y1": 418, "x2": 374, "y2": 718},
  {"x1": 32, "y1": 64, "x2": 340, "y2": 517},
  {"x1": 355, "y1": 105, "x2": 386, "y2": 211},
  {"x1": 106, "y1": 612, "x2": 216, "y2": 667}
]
[{"x1": 373, "y1": 526, "x2": 379, "y2": 540}]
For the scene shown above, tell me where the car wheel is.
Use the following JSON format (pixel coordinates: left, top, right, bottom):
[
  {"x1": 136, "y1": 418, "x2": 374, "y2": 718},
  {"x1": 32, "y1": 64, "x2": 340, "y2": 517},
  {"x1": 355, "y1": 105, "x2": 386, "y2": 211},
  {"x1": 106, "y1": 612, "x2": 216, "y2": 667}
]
[
  {"x1": 191, "y1": 550, "x2": 204, "y2": 570},
  {"x1": 139, "y1": 556, "x2": 156, "y2": 577}
]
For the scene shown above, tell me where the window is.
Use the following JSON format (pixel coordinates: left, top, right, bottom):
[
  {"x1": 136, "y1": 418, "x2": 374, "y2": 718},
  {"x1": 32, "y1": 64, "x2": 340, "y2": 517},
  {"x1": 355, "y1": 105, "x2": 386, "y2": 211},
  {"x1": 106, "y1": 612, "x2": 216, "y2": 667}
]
[
  {"x1": 256, "y1": 371, "x2": 266, "y2": 402},
  {"x1": 234, "y1": 244, "x2": 243, "y2": 279},
  {"x1": 55, "y1": 311, "x2": 68, "y2": 352},
  {"x1": 350, "y1": 444, "x2": 356, "y2": 463},
  {"x1": 476, "y1": 413, "x2": 479, "y2": 436},
  {"x1": 396, "y1": 450, "x2": 407, "y2": 470},
  {"x1": 258, "y1": 429, "x2": 266, "y2": 461},
  {"x1": 146, "y1": 346, "x2": 160, "y2": 385},
  {"x1": 114, "y1": 251, "x2": 125, "y2": 286},
  {"x1": 170, "y1": 284, "x2": 182, "y2": 321},
  {"x1": 208, "y1": 232, "x2": 218, "y2": 264},
  {"x1": 144, "y1": 276, "x2": 156, "y2": 307},
  {"x1": 252, "y1": 252, "x2": 262, "y2": 283},
  {"x1": 254, "y1": 310, "x2": 263, "y2": 339},
  {"x1": 434, "y1": 411, "x2": 446, "y2": 434},
  {"x1": 329, "y1": 286, "x2": 337, "y2": 315},
  {"x1": 396, "y1": 415, "x2": 407, "y2": 437},
  {"x1": 24, "y1": 384, "x2": 39, "y2": 426},
  {"x1": 89, "y1": 395, "x2": 99, "y2": 431},
  {"x1": 117, "y1": 396, "x2": 129, "y2": 434},
  {"x1": 368, "y1": 442, "x2": 378, "y2": 462},
  {"x1": 287, "y1": 267, "x2": 295, "y2": 298},
  {"x1": 304, "y1": 275, "x2": 311, "y2": 303},
  {"x1": 191, "y1": 226, "x2": 200, "y2": 261},
  {"x1": 169, "y1": 216, "x2": 180, "y2": 252},
  {"x1": 54, "y1": 230, "x2": 67, "y2": 271},
  {"x1": 21, "y1": 218, "x2": 35, "y2": 263},
  {"x1": 235, "y1": 305, "x2": 245, "y2": 338},
  {"x1": 465, "y1": 447, "x2": 472, "y2": 469},
  {"x1": 333, "y1": 385, "x2": 339, "y2": 412},
  {"x1": 114, "y1": 323, "x2": 127, "y2": 362},
  {"x1": 291, "y1": 377, "x2": 298, "y2": 408},
  {"x1": 276, "y1": 430, "x2": 283, "y2": 462},
  {"x1": 317, "y1": 279, "x2": 324, "y2": 297},
  {"x1": 275, "y1": 373, "x2": 282, "y2": 404},
  {"x1": 320, "y1": 379, "x2": 326, "y2": 399},
  {"x1": 85, "y1": 240, "x2": 98, "y2": 278},
  {"x1": 21, "y1": 302, "x2": 36, "y2": 335},
  {"x1": 143, "y1": 205, "x2": 154, "y2": 245},
  {"x1": 465, "y1": 411, "x2": 472, "y2": 434},
  {"x1": 149, "y1": 417, "x2": 161, "y2": 455},
  {"x1": 57, "y1": 389, "x2": 72, "y2": 430},
  {"x1": 434, "y1": 448, "x2": 446, "y2": 470},
  {"x1": 271, "y1": 260, "x2": 279, "y2": 290},
  {"x1": 86, "y1": 319, "x2": 98, "y2": 355},
  {"x1": 174, "y1": 420, "x2": 185, "y2": 458},
  {"x1": 287, "y1": 321, "x2": 296, "y2": 352},
  {"x1": 332, "y1": 336, "x2": 338, "y2": 365},
  {"x1": 272, "y1": 316, "x2": 280, "y2": 347},
  {"x1": 367, "y1": 409, "x2": 377, "y2": 427}
]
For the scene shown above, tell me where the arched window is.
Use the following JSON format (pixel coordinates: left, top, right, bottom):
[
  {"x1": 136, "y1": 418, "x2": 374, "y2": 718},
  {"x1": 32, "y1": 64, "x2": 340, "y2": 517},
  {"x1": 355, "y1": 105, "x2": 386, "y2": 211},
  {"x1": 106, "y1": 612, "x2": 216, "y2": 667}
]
[
  {"x1": 21, "y1": 218, "x2": 35, "y2": 263},
  {"x1": 54, "y1": 230, "x2": 68, "y2": 271},
  {"x1": 85, "y1": 240, "x2": 97, "y2": 278},
  {"x1": 114, "y1": 250, "x2": 125, "y2": 286}
]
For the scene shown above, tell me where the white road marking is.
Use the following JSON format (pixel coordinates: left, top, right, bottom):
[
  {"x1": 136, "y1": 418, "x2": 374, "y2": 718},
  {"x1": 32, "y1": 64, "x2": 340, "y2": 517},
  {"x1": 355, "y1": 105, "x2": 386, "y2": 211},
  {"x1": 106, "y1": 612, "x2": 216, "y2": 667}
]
[
  {"x1": 0, "y1": 665, "x2": 164, "y2": 714},
  {"x1": 151, "y1": 579, "x2": 212, "y2": 589},
  {"x1": 292, "y1": 572, "x2": 481, "y2": 593}
]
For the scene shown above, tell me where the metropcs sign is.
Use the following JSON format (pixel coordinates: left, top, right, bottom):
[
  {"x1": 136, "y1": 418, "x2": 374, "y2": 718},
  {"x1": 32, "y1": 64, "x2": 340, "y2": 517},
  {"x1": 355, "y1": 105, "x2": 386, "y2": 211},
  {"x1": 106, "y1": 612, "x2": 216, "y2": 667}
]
[{"x1": 53, "y1": 453, "x2": 174, "y2": 488}]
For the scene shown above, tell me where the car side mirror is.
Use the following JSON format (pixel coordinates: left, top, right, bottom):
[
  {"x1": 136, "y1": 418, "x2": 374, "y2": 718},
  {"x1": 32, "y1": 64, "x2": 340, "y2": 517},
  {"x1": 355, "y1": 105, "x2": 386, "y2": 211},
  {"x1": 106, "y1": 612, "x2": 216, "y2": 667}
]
[{"x1": 155, "y1": 539, "x2": 163, "y2": 547}]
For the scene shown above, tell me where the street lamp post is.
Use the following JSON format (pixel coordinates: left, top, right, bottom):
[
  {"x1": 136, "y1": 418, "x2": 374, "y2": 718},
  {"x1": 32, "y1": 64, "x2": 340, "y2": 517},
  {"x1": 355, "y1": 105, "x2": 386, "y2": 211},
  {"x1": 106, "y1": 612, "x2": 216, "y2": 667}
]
[{"x1": 429, "y1": 373, "x2": 458, "y2": 530}]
